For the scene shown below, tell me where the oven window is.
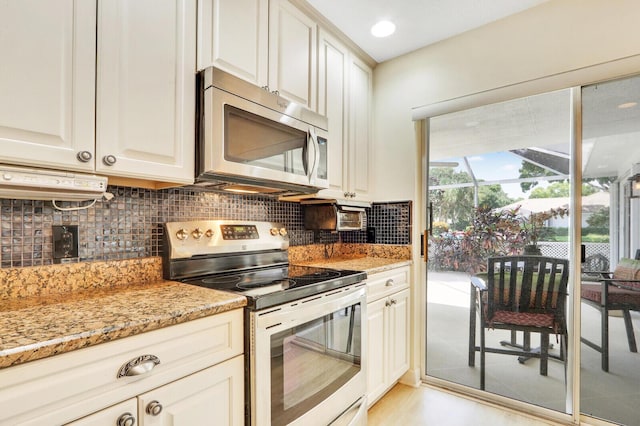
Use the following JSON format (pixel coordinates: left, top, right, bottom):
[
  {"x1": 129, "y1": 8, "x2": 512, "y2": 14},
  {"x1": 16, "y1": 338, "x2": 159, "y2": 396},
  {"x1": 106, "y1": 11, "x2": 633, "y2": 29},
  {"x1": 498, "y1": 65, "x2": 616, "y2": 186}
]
[
  {"x1": 270, "y1": 302, "x2": 362, "y2": 426},
  {"x1": 224, "y1": 104, "x2": 307, "y2": 175}
]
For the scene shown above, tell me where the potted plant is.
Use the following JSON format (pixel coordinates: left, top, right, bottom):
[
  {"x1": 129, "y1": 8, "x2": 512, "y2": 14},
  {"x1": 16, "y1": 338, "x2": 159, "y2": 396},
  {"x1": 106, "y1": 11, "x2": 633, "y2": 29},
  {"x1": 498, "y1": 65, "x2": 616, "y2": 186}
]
[{"x1": 520, "y1": 207, "x2": 569, "y2": 255}]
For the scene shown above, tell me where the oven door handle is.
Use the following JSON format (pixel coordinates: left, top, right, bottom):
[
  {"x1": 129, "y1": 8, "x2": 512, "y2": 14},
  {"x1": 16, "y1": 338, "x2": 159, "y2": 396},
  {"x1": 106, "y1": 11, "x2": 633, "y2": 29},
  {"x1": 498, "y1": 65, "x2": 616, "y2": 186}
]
[{"x1": 330, "y1": 396, "x2": 367, "y2": 425}]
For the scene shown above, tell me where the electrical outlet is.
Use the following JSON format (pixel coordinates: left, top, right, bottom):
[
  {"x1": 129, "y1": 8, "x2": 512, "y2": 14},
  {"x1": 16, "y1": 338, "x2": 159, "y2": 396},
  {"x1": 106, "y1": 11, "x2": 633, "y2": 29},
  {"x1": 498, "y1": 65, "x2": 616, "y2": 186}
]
[{"x1": 53, "y1": 225, "x2": 79, "y2": 263}]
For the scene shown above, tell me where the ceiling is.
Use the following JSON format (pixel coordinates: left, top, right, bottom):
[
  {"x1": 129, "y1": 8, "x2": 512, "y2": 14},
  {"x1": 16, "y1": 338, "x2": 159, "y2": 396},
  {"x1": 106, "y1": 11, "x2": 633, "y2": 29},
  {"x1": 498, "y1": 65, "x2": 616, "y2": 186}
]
[
  {"x1": 305, "y1": 0, "x2": 550, "y2": 63},
  {"x1": 429, "y1": 75, "x2": 640, "y2": 181}
]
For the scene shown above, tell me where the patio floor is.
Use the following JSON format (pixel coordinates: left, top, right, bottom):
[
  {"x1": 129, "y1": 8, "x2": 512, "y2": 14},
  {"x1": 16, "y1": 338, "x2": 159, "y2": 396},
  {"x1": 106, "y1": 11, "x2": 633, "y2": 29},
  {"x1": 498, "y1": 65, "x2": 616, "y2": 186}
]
[{"x1": 426, "y1": 270, "x2": 640, "y2": 426}]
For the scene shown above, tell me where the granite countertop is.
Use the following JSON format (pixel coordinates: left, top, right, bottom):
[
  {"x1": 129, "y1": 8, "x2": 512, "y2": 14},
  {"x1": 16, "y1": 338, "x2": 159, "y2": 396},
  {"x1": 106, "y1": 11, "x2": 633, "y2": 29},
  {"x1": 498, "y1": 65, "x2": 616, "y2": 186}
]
[
  {"x1": 296, "y1": 257, "x2": 412, "y2": 275},
  {"x1": 0, "y1": 279, "x2": 246, "y2": 369}
]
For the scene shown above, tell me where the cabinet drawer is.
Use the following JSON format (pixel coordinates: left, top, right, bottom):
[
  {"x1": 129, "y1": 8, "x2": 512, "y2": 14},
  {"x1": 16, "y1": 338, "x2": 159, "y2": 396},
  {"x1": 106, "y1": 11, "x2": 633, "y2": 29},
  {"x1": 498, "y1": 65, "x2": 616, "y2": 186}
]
[
  {"x1": 366, "y1": 266, "x2": 410, "y2": 302},
  {"x1": 0, "y1": 310, "x2": 243, "y2": 425}
]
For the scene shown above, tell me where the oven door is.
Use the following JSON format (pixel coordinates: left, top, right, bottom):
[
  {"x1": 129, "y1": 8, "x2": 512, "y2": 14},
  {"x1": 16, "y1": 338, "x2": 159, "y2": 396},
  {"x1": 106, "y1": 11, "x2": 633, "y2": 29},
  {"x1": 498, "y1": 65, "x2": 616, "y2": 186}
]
[
  {"x1": 250, "y1": 284, "x2": 367, "y2": 426},
  {"x1": 201, "y1": 86, "x2": 329, "y2": 190}
]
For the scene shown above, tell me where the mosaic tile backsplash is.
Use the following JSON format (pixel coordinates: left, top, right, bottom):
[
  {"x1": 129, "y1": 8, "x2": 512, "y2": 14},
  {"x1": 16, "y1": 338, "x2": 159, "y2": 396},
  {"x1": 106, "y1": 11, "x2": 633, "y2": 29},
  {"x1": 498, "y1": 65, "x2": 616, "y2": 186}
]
[{"x1": 1, "y1": 186, "x2": 411, "y2": 268}]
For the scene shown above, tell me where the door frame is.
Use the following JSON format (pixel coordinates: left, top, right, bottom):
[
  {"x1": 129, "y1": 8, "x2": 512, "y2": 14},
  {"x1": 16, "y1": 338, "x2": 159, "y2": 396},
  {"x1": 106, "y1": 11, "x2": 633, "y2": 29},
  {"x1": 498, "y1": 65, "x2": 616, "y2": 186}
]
[{"x1": 414, "y1": 54, "x2": 640, "y2": 426}]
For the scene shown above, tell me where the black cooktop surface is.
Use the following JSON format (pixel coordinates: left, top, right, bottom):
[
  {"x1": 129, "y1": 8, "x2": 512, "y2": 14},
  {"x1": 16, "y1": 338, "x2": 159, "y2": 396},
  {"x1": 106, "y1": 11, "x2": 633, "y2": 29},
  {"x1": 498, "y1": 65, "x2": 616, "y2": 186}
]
[{"x1": 182, "y1": 265, "x2": 366, "y2": 310}]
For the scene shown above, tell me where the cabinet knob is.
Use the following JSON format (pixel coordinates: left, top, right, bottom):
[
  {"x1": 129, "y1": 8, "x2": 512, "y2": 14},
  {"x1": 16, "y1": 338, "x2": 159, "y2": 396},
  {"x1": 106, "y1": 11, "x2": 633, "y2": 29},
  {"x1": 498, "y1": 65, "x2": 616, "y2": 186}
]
[
  {"x1": 385, "y1": 279, "x2": 395, "y2": 287},
  {"x1": 146, "y1": 400, "x2": 163, "y2": 416},
  {"x1": 76, "y1": 150, "x2": 93, "y2": 163},
  {"x1": 390, "y1": 299, "x2": 397, "y2": 305},
  {"x1": 385, "y1": 299, "x2": 391, "y2": 307},
  {"x1": 117, "y1": 412, "x2": 136, "y2": 426},
  {"x1": 103, "y1": 154, "x2": 117, "y2": 166}
]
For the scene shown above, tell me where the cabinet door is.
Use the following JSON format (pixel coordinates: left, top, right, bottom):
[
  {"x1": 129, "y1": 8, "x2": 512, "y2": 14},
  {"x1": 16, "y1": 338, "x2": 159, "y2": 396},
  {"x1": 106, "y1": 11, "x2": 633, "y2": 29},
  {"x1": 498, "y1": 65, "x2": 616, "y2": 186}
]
[
  {"x1": 197, "y1": 0, "x2": 268, "y2": 86},
  {"x1": 137, "y1": 355, "x2": 244, "y2": 426},
  {"x1": 388, "y1": 288, "x2": 410, "y2": 383},
  {"x1": 96, "y1": 0, "x2": 195, "y2": 183},
  {"x1": 347, "y1": 56, "x2": 372, "y2": 201},
  {"x1": 366, "y1": 297, "x2": 388, "y2": 406},
  {"x1": 317, "y1": 30, "x2": 349, "y2": 199},
  {"x1": 66, "y1": 399, "x2": 137, "y2": 426},
  {"x1": 0, "y1": 0, "x2": 95, "y2": 172},
  {"x1": 268, "y1": 0, "x2": 317, "y2": 111}
]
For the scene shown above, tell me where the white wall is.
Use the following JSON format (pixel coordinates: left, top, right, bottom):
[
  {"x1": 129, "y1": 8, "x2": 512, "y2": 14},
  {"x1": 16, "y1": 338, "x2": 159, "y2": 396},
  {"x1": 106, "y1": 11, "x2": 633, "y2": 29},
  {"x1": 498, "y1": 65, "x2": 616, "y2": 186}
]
[
  {"x1": 372, "y1": 0, "x2": 640, "y2": 389},
  {"x1": 371, "y1": 0, "x2": 640, "y2": 203}
]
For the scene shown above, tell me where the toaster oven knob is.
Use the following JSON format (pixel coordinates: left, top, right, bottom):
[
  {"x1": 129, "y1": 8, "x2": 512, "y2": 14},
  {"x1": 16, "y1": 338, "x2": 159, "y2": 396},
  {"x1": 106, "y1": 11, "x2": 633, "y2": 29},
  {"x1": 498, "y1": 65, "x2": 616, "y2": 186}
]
[
  {"x1": 205, "y1": 229, "x2": 214, "y2": 238},
  {"x1": 279, "y1": 228, "x2": 287, "y2": 236},
  {"x1": 176, "y1": 228, "x2": 189, "y2": 241},
  {"x1": 270, "y1": 228, "x2": 278, "y2": 236},
  {"x1": 191, "y1": 228, "x2": 204, "y2": 240}
]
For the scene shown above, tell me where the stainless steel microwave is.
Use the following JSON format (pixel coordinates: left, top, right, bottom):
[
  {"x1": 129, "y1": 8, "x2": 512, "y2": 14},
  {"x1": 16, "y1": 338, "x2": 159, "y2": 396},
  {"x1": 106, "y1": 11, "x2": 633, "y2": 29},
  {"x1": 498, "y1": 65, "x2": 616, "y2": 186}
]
[{"x1": 195, "y1": 67, "x2": 329, "y2": 195}]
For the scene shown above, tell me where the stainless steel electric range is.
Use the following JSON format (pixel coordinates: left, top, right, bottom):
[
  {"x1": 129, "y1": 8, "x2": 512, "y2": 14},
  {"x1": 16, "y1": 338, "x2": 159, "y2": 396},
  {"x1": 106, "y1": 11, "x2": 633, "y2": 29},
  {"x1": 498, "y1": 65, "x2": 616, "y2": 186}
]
[{"x1": 163, "y1": 220, "x2": 368, "y2": 426}]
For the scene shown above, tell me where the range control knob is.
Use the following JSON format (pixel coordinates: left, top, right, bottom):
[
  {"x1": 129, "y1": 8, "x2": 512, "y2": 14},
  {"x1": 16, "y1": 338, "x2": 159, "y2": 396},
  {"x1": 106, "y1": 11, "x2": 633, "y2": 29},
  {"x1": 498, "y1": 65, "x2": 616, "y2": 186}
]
[
  {"x1": 279, "y1": 228, "x2": 287, "y2": 236},
  {"x1": 205, "y1": 229, "x2": 214, "y2": 238},
  {"x1": 191, "y1": 228, "x2": 204, "y2": 240},
  {"x1": 176, "y1": 228, "x2": 189, "y2": 241},
  {"x1": 270, "y1": 228, "x2": 278, "y2": 236}
]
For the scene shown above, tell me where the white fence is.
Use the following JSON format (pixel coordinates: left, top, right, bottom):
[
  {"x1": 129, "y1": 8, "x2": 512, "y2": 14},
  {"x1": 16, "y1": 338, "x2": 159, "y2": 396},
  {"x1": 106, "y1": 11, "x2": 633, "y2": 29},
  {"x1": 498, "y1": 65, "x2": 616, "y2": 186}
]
[{"x1": 539, "y1": 241, "x2": 610, "y2": 267}]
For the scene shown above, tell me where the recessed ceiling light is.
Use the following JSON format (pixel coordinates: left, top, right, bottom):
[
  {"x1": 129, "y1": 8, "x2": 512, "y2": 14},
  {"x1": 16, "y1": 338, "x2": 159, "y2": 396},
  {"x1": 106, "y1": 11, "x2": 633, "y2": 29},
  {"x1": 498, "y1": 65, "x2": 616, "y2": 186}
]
[
  {"x1": 618, "y1": 101, "x2": 637, "y2": 109},
  {"x1": 371, "y1": 20, "x2": 396, "y2": 38}
]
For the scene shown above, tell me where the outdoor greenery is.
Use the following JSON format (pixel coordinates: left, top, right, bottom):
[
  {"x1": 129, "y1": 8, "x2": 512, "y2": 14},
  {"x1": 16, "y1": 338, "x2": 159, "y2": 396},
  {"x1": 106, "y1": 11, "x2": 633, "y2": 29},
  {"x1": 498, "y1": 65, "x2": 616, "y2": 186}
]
[
  {"x1": 429, "y1": 168, "x2": 515, "y2": 230},
  {"x1": 428, "y1": 160, "x2": 609, "y2": 272},
  {"x1": 586, "y1": 206, "x2": 610, "y2": 228},
  {"x1": 529, "y1": 181, "x2": 596, "y2": 198},
  {"x1": 428, "y1": 206, "x2": 568, "y2": 273}
]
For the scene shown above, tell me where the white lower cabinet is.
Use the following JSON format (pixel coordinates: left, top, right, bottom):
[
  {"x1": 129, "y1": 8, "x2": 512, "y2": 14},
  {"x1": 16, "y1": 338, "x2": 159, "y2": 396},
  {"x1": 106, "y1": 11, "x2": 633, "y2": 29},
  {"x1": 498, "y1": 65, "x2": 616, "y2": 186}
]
[
  {"x1": 137, "y1": 356, "x2": 244, "y2": 426},
  {"x1": 67, "y1": 399, "x2": 138, "y2": 426},
  {"x1": 365, "y1": 266, "x2": 411, "y2": 406},
  {"x1": 0, "y1": 310, "x2": 244, "y2": 426},
  {"x1": 68, "y1": 356, "x2": 243, "y2": 426}
]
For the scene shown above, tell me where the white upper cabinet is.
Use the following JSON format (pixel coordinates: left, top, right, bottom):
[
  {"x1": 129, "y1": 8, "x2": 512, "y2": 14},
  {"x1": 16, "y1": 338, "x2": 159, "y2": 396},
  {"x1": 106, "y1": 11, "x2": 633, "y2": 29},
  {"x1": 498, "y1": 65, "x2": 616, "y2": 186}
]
[
  {"x1": 268, "y1": 0, "x2": 317, "y2": 110},
  {"x1": 197, "y1": 0, "x2": 268, "y2": 86},
  {"x1": 198, "y1": 0, "x2": 317, "y2": 111},
  {"x1": 96, "y1": 0, "x2": 196, "y2": 183},
  {"x1": 0, "y1": 0, "x2": 96, "y2": 172},
  {"x1": 347, "y1": 56, "x2": 372, "y2": 201},
  {"x1": 313, "y1": 48, "x2": 373, "y2": 202},
  {"x1": 317, "y1": 30, "x2": 349, "y2": 199}
]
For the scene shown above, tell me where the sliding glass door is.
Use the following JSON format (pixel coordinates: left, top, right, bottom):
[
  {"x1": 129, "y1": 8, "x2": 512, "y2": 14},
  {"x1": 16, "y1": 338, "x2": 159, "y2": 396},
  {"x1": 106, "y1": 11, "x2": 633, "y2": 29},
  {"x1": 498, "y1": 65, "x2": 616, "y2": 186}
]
[
  {"x1": 424, "y1": 73, "x2": 640, "y2": 425},
  {"x1": 425, "y1": 89, "x2": 573, "y2": 414},
  {"x1": 579, "y1": 75, "x2": 640, "y2": 426}
]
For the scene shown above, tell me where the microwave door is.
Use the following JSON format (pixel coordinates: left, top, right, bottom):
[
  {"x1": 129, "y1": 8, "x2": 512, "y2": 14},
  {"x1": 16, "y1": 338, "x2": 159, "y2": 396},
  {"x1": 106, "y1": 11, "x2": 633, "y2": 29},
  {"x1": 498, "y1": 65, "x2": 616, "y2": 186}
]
[{"x1": 205, "y1": 89, "x2": 312, "y2": 187}]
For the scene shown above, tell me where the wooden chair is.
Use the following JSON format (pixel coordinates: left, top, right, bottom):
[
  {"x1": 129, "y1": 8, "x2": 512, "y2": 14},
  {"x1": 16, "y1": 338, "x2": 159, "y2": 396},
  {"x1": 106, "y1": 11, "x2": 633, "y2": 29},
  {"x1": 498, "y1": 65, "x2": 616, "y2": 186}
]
[
  {"x1": 473, "y1": 255, "x2": 569, "y2": 390},
  {"x1": 581, "y1": 257, "x2": 640, "y2": 371}
]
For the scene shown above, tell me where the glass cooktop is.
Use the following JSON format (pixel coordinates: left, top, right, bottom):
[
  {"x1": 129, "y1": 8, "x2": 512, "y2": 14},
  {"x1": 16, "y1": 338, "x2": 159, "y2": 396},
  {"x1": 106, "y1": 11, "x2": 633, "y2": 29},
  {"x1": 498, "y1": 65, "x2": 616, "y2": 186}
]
[{"x1": 182, "y1": 265, "x2": 366, "y2": 310}]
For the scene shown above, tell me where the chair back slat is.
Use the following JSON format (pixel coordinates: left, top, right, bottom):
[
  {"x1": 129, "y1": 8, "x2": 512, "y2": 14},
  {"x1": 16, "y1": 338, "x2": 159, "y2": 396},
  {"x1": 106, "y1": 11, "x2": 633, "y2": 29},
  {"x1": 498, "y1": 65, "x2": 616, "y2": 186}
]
[{"x1": 486, "y1": 256, "x2": 569, "y2": 321}]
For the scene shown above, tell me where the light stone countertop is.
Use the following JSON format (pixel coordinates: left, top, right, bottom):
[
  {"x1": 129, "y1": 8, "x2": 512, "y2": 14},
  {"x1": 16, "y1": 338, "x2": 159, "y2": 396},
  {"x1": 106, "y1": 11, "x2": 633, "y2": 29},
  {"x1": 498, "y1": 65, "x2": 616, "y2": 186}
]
[
  {"x1": 295, "y1": 257, "x2": 412, "y2": 275},
  {"x1": 0, "y1": 280, "x2": 246, "y2": 369}
]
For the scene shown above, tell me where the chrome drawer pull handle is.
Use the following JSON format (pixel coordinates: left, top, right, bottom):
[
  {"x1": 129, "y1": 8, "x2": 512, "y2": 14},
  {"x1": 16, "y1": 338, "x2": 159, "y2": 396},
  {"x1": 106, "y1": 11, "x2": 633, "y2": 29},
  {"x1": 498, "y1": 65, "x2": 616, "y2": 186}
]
[{"x1": 117, "y1": 354, "x2": 160, "y2": 378}]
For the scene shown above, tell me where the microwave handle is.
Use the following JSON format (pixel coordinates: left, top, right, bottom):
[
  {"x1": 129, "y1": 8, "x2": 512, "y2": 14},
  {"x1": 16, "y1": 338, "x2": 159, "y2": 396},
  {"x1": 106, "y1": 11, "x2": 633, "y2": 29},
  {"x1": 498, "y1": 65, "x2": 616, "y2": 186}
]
[{"x1": 307, "y1": 128, "x2": 319, "y2": 183}]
